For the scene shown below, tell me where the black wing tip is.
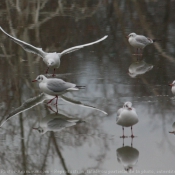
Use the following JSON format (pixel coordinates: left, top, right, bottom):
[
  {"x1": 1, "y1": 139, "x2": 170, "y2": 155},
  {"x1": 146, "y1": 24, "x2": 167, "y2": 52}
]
[
  {"x1": 76, "y1": 86, "x2": 86, "y2": 89},
  {"x1": 153, "y1": 39, "x2": 161, "y2": 42}
]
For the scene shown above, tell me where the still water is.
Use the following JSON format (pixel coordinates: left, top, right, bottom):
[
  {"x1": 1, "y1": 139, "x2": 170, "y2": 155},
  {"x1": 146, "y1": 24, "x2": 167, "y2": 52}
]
[{"x1": 0, "y1": 0, "x2": 175, "y2": 174}]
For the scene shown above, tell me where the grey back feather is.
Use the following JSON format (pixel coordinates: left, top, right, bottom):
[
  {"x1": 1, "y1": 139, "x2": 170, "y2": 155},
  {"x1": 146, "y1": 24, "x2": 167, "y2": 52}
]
[
  {"x1": 47, "y1": 79, "x2": 75, "y2": 92},
  {"x1": 47, "y1": 118, "x2": 76, "y2": 130},
  {"x1": 135, "y1": 35, "x2": 152, "y2": 45}
]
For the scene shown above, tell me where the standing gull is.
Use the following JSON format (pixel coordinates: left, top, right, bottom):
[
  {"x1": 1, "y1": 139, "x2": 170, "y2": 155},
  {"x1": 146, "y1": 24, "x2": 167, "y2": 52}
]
[
  {"x1": 32, "y1": 75, "x2": 85, "y2": 112},
  {"x1": 0, "y1": 27, "x2": 108, "y2": 76},
  {"x1": 116, "y1": 102, "x2": 138, "y2": 138},
  {"x1": 126, "y1": 33, "x2": 160, "y2": 55}
]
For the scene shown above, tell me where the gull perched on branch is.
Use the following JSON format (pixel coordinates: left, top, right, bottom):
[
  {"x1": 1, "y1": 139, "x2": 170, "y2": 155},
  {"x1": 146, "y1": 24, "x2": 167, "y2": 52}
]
[{"x1": 126, "y1": 32, "x2": 160, "y2": 55}]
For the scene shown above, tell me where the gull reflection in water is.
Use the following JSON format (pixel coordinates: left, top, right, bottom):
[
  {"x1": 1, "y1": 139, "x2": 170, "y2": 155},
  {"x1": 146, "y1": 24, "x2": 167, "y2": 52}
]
[
  {"x1": 128, "y1": 60, "x2": 153, "y2": 78},
  {"x1": 116, "y1": 138, "x2": 139, "y2": 172},
  {"x1": 0, "y1": 93, "x2": 107, "y2": 127},
  {"x1": 33, "y1": 113, "x2": 85, "y2": 134},
  {"x1": 169, "y1": 122, "x2": 175, "y2": 135}
]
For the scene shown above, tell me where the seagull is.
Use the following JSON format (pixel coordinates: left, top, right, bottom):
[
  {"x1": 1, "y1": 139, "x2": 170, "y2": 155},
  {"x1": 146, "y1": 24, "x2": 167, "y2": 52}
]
[
  {"x1": 116, "y1": 145, "x2": 139, "y2": 172},
  {"x1": 169, "y1": 81, "x2": 175, "y2": 95},
  {"x1": 33, "y1": 113, "x2": 84, "y2": 134},
  {"x1": 32, "y1": 75, "x2": 85, "y2": 112},
  {"x1": 169, "y1": 122, "x2": 175, "y2": 134},
  {"x1": 126, "y1": 33, "x2": 160, "y2": 55},
  {"x1": 0, "y1": 26, "x2": 108, "y2": 76},
  {"x1": 128, "y1": 60, "x2": 153, "y2": 78},
  {"x1": 116, "y1": 102, "x2": 138, "y2": 138}
]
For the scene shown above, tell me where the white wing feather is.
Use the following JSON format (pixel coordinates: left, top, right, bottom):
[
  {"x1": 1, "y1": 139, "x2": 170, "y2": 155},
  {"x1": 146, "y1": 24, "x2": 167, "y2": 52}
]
[
  {"x1": 0, "y1": 27, "x2": 46, "y2": 58},
  {"x1": 60, "y1": 35, "x2": 108, "y2": 56}
]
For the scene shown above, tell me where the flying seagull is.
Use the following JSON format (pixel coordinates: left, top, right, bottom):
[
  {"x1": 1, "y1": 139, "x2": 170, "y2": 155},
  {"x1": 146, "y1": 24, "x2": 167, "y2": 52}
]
[{"x1": 0, "y1": 27, "x2": 108, "y2": 76}]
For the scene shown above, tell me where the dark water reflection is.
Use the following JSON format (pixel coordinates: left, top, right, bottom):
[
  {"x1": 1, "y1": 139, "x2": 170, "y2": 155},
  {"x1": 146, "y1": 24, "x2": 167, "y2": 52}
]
[{"x1": 0, "y1": 0, "x2": 175, "y2": 174}]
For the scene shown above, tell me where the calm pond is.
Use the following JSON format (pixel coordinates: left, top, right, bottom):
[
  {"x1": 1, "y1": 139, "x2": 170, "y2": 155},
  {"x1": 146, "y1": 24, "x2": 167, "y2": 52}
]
[{"x1": 0, "y1": 0, "x2": 175, "y2": 175}]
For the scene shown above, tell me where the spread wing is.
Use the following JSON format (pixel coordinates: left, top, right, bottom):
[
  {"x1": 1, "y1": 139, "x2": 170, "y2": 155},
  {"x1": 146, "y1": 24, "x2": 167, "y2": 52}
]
[
  {"x1": 60, "y1": 35, "x2": 108, "y2": 56},
  {"x1": 47, "y1": 118, "x2": 76, "y2": 130},
  {"x1": 47, "y1": 79, "x2": 76, "y2": 92},
  {"x1": 135, "y1": 35, "x2": 153, "y2": 45},
  {"x1": 0, "y1": 27, "x2": 46, "y2": 58}
]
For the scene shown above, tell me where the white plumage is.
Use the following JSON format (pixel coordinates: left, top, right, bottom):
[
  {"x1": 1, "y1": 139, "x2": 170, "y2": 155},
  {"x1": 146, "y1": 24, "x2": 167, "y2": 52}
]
[
  {"x1": 126, "y1": 33, "x2": 158, "y2": 55},
  {"x1": 169, "y1": 81, "x2": 175, "y2": 95},
  {"x1": 32, "y1": 75, "x2": 84, "y2": 112},
  {"x1": 0, "y1": 26, "x2": 107, "y2": 76},
  {"x1": 116, "y1": 102, "x2": 138, "y2": 138},
  {"x1": 32, "y1": 75, "x2": 81, "y2": 96}
]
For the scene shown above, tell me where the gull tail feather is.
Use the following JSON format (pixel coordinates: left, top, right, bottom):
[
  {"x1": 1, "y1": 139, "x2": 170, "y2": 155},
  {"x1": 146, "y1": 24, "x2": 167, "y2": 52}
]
[
  {"x1": 68, "y1": 87, "x2": 79, "y2": 91},
  {"x1": 152, "y1": 39, "x2": 161, "y2": 42}
]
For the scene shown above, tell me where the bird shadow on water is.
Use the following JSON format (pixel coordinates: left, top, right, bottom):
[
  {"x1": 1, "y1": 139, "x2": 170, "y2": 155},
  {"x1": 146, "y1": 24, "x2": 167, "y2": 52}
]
[
  {"x1": 128, "y1": 59, "x2": 153, "y2": 78},
  {"x1": 0, "y1": 93, "x2": 107, "y2": 127},
  {"x1": 116, "y1": 138, "x2": 139, "y2": 172},
  {"x1": 32, "y1": 112, "x2": 85, "y2": 135}
]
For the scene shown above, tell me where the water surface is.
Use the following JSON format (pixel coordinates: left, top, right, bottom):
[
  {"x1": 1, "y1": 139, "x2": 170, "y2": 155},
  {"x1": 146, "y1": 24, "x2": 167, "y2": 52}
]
[{"x1": 0, "y1": 0, "x2": 175, "y2": 175}]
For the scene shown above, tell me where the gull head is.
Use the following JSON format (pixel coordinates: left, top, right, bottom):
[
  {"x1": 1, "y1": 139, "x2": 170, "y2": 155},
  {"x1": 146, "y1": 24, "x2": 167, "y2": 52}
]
[
  {"x1": 123, "y1": 101, "x2": 133, "y2": 110},
  {"x1": 127, "y1": 33, "x2": 137, "y2": 38},
  {"x1": 169, "y1": 80, "x2": 175, "y2": 87},
  {"x1": 169, "y1": 131, "x2": 175, "y2": 135},
  {"x1": 33, "y1": 127, "x2": 45, "y2": 134},
  {"x1": 32, "y1": 75, "x2": 47, "y2": 83}
]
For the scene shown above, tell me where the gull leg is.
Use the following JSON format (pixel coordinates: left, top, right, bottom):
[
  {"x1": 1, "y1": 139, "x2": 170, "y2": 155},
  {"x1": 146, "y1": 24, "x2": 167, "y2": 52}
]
[
  {"x1": 133, "y1": 48, "x2": 142, "y2": 56},
  {"x1": 122, "y1": 137, "x2": 124, "y2": 147},
  {"x1": 47, "y1": 106, "x2": 57, "y2": 113},
  {"x1": 47, "y1": 96, "x2": 57, "y2": 104},
  {"x1": 131, "y1": 137, "x2": 133, "y2": 147},
  {"x1": 53, "y1": 96, "x2": 59, "y2": 113},
  {"x1": 169, "y1": 131, "x2": 175, "y2": 134},
  {"x1": 52, "y1": 68, "x2": 56, "y2": 77},
  {"x1": 45, "y1": 67, "x2": 49, "y2": 74},
  {"x1": 56, "y1": 96, "x2": 58, "y2": 113},
  {"x1": 120, "y1": 127, "x2": 128, "y2": 138},
  {"x1": 54, "y1": 96, "x2": 58, "y2": 104},
  {"x1": 130, "y1": 126, "x2": 135, "y2": 138},
  {"x1": 141, "y1": 49, "x2": 143, "y2": 57}
]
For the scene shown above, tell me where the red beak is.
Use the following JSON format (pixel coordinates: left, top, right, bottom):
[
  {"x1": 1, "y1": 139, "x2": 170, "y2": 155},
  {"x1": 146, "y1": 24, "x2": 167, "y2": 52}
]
[
  {"x1": 32, "y1": 80, "x2": 37, "y2": 82},
  {"x1": 126, "y1": 36, "x2": 129, "y2": 38},
  {"x1": 169, "y1": 84, "x2": 173, "y2": 86},
  {"x1": 33, "y1": 128, "x2": 38, "y2": 130},
  {"x1": 128, "y1": 107, "x2": 132, "y2": 110}
]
